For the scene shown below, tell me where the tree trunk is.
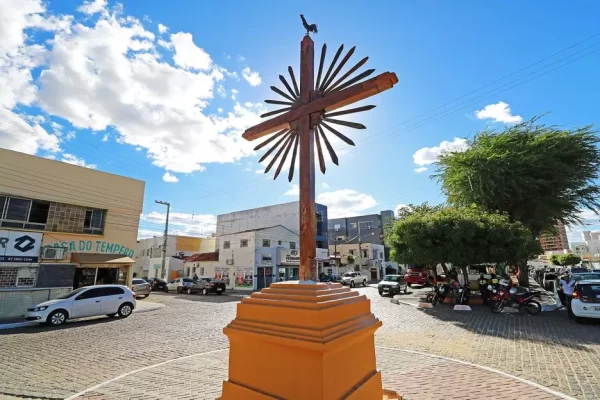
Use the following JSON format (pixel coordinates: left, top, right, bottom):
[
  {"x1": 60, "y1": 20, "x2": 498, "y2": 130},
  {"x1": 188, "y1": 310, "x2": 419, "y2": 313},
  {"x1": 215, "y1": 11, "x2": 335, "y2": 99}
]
[
  {"x1": 440, "y1": 262, "x2": 449, "y2": 276},
  {"x1": 517, "y1": 261, "x2": 529, "y2": 287}
]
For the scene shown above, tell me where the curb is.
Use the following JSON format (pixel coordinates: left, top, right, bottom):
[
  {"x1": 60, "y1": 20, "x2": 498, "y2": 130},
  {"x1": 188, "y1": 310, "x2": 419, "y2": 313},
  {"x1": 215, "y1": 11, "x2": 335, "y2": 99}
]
[{"x1": 0, "y1": 302, "x2": 165, "y2": 330}]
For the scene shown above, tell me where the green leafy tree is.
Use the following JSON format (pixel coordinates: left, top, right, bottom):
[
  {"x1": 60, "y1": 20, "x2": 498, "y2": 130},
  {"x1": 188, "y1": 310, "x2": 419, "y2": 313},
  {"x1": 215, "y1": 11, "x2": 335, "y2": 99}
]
[
  {"x1": 386, "y1": 205, "x2": 542, "y2": 283},
  {"x1": 557, "y1": 253, "x2": 582, "y2": 266},
  {"x1": 435, "y1": 118, "x2": 600, "y2": 285},
  {"x1": 550, "y1": 254, "x2": 561, "y2": 266}
]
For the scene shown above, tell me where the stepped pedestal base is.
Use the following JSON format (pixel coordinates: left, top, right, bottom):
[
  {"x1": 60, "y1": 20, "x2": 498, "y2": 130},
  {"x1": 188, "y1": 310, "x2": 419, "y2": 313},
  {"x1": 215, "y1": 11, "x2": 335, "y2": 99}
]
[{"x1": 218, "y1": 282, "x2": 401, "y2": 400}]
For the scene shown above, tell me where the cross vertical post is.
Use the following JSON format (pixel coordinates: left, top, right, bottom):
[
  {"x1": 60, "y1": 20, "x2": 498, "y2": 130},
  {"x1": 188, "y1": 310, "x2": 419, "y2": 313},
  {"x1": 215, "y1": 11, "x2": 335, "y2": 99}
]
[{"x1": 298, "y1": 35, "x2": 316, "y2": 281}]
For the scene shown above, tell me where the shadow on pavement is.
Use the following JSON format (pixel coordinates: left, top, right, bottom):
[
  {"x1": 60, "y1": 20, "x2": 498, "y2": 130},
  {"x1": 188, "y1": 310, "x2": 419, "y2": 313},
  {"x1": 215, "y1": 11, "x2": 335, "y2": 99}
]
[
  {"x1": 152, "y1": 291, "x2": 243, "y2": 304},
  {"x1": 0, "y1": 315, "x2": 122, "y2": 335}
]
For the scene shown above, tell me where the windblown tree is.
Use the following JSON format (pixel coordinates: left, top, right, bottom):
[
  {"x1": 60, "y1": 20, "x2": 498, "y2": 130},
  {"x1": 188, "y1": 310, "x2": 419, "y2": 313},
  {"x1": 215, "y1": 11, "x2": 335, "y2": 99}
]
[
  {"x1": 435, "y1": 118, "x2": 600, "y2": 285},
  {"x1": 551, "y1": 253, "x2": 582, "y2": 267},
  {"x1": 386, "y1": 205, "x2": 542, "y2": 284}
]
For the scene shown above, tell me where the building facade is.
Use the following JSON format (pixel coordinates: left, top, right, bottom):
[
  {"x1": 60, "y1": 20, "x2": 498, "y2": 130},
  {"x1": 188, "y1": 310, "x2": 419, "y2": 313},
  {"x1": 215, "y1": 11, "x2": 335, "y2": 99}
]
[
  {"x1": 327, "y1": 242, "x2": 385, "y2": 280},
  {"x1": 0, "y1": 149, "x2": 144, "y2": 320},
  {"x1": 539, "y1": 221, "x2": 569, "y2": 253},
  {"x1": 133, "y1": 234, "x2": 215, "y2": 278},
  {"x1": 328, "y1": 210, "x2": 394, "y2": 247}
]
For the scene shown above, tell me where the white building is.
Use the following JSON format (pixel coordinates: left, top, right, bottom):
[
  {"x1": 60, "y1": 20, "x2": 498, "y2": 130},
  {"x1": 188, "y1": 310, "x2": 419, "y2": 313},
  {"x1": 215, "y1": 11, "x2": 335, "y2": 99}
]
[
  {"x1": 133, "y1": 235, "x2": 215, "y2": 278},
  {"x1": 328, "y1": 242, "x2": 385, "y2": 280},
  {"x1": 145, "y1": 255, "x2": 185, "y2": 280},
  {"x1": 582, "y1": 231, "x2": 600, "y2": 255}
]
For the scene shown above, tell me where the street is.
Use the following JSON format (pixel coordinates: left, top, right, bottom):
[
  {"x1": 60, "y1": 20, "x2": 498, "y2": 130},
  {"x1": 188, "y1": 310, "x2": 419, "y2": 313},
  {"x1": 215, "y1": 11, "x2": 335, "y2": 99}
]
[{"x1": 1, "y1": 287, "x2": 599, "y2": 400}]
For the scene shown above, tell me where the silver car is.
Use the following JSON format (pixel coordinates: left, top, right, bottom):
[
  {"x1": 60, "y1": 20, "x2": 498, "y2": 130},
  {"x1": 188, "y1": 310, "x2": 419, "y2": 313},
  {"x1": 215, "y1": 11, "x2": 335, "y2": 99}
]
[{"x1": 131, "y1": 278, "x2": 151, "y2": 298}]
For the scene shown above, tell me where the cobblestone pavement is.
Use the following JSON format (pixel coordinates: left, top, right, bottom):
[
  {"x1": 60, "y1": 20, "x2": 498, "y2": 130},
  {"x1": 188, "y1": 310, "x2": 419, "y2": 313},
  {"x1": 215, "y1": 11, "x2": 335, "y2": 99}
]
[{"x1": 0, "y1": 288, "x2": 598, "y2": 399}]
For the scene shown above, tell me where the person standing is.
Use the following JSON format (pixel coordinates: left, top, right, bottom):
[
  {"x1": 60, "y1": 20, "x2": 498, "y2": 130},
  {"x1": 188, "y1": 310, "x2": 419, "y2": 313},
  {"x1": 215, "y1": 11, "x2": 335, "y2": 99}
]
[{"x1": 560, "y1": 276, "x2": 575, "y2": 309}]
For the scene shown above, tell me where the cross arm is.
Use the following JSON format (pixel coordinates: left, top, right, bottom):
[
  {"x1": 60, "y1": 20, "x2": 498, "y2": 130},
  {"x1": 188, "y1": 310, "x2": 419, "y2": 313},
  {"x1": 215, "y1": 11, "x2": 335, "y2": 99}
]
[{"x1": 243, "y1": 72, "x2": 398, "y2": 141}]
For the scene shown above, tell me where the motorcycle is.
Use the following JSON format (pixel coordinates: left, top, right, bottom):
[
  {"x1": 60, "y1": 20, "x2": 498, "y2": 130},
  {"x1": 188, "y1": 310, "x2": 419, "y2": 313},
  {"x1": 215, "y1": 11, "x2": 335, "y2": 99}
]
[
  {"x1": 427, "y1": 283, "x2": 452, "y2": 306},
  {"x1": 489, "y1": 285, "x2": 542, "y2": 315},
  {"x1": 454, "y1": 281, "x2": 471, "y2": 305}
]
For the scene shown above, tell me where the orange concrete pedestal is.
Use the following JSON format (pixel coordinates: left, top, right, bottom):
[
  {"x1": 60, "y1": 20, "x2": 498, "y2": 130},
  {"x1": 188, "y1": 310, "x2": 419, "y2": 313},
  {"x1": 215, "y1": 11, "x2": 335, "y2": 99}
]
[{"x1": 219, "y1": 282, "x2": 400, "y2": 400}]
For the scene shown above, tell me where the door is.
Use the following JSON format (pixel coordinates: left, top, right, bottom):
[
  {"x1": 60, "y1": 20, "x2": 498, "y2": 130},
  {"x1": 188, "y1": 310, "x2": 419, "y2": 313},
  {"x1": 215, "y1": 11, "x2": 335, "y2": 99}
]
[
  {"x1": 101, "y1": 287, "x2": 126, "y2": 314},
  {"x1": 256, "y1": 268, "x2": 272, "y2": 290},
  {"x1": 71, "y1": 287, "x2": 104, "y2": 318}
]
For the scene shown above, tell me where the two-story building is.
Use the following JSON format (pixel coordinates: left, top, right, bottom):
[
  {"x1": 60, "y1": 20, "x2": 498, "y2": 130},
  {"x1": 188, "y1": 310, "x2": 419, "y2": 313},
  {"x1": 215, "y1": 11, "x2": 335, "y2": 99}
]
[{"x1": 0, "y1": 148, "x2": 144, "y2": 320}]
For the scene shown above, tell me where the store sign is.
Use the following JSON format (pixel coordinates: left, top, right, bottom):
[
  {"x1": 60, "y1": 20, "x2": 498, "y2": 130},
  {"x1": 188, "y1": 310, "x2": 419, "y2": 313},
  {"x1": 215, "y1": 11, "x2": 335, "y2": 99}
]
[
  {"x1": 0, "y1": 230, "x2": 43, "y2": 263},
  {"x1": 279, "y1": 249, "x2": 300, "y2": 265},
  {"x1": 316, "y1": 248, "x2": 329, "y2": 261},
  {"x1": 44, "y1": 239, "x2": 135, "y2": 258}
]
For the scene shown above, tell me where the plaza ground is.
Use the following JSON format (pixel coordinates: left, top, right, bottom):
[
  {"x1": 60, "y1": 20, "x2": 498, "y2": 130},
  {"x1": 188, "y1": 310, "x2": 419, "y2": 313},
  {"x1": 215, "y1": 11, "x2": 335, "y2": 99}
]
[{"x1": 1, "y1": 287, "x2": 598, "y2": 400}]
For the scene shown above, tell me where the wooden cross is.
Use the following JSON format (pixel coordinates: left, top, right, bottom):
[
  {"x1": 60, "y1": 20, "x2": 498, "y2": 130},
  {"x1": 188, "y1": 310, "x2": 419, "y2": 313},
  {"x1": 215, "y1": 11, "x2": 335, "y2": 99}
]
[{"x1": 243, "y1": 33, "x2": 398, "y2": 281}]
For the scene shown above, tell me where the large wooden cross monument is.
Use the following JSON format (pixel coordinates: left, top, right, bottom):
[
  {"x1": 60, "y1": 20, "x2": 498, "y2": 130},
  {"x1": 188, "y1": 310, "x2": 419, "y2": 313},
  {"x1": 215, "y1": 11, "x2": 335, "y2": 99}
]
[{"x1": 220, "y1": 15, "x2": 399, "y2": 400}]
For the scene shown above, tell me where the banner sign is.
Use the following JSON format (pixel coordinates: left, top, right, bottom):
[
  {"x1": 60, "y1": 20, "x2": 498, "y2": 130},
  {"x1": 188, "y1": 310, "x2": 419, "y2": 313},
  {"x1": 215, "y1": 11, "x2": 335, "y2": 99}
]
[
  {"x1": 0, "y1": 230, "x2": 43, "y2": 263},
  {"x1": 279, "y1": 249, "x2": 300, "y2": 265}
]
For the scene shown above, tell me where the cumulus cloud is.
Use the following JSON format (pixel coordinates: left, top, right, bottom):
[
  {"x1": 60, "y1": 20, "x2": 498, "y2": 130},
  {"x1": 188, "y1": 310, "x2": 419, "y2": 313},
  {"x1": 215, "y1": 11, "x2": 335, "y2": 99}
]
[
  {"x1": 316, "y1": 189, "x2": 377, "y2": 218},
  {"x1": 170, "y1": 32, "x2": 212, "y2": 70},
  {"x1": 77, "y1": 0, "x2": 107, "y2": 16},
  {"x1": 141, "y1": 210, "x2": 216, "y2": 236},
  {"x1": 0, "y1": 108, "x2": 60, "y2": 154},
  {"x1": 157, "y1": 23, "x2": 168, "y2": 34},
  {"x1": 285, "y1": 184, "x2": 299, "y2": 196},
  {"x1": 60, "y1": 153, "x2": 97, "y2": 169},
  {"x1": 414, "y1": 166, "x2": 427, "y2": 173},
  {"x1": 241, "y1": 67, "x2": 262, "y2": 86},
  {"x1": 395, "y1": 204, "x2": 410, "y2": 216},
  {"x1": 413, "y1": 137, "x2": 469, "y2": 167},
  {"x1": 321, "y1": 182, "x2": 330, "y2": 189},
  {"x1": 162, "y1": 171, "x2": 179, "y2": 183},
  {"x1": 475, "y1": 101, "x2": 523, "y2": 124}
]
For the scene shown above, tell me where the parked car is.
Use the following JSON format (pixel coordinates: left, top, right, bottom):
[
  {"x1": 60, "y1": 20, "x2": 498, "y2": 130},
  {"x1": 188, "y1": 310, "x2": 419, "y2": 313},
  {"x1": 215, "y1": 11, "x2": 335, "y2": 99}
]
[
  {"x1": 569, "y1": 279, "x2": 600, "y2": 323},
  {"x1": 131, "y1": 278, "x2": 151, "y2": 298},
  {"x1": 341, "y1": 271, "x2": 367, "y2": 288},
  {"x1": 165, "y1": 277, "x2": 195, "y2": 293},
  {"x1": 186, "y1": 278, "x2": 227, "y2": 295},
  {"x1": 404, "y1": 265, "x2": 431, "y2": 287},
  {"x1": 319, "y1": 274, "x2": 342, "y2": 283},
  {"x1": 149, "y1": 278, "x2": 168, "y2": 291},
  {"x1": 570, "y1": 267, "x2": 589, "y2": 274},
  {"x1": 570, "y1": 273, "x2": 600, "y2": 283},
  {"x1": 25, "y1": 285, "x2": 136, "y2": 326},
  {"x1": 377, "y1": 275, "x2": 407, "y2": 296}
]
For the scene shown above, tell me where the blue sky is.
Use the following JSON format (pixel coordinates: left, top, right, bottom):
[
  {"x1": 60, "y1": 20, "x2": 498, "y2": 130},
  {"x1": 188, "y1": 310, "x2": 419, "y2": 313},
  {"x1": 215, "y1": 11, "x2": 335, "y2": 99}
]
[{"x1": 1, "y1": 0, "x2": 599, "y2": 242}]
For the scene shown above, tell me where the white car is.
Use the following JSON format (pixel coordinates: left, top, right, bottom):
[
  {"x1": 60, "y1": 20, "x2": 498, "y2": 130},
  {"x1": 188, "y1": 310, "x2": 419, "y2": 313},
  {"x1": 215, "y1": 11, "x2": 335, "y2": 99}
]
[
  {"x1": 569, "y1": 279, "x2": 600, "y2": 323},
  {"x1": 165, "y1": 277, "x2": 195, "y2": 293},
  {"x1": 25, "y1": 285, "x2": 136, "y2": 326}
]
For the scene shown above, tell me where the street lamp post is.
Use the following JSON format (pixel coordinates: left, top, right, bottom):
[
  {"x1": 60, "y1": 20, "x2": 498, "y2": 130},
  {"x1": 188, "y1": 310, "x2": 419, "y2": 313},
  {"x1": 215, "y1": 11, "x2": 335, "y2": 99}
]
[{"x1": 155, "y1": 200, "x2": 170, "y2": 279}]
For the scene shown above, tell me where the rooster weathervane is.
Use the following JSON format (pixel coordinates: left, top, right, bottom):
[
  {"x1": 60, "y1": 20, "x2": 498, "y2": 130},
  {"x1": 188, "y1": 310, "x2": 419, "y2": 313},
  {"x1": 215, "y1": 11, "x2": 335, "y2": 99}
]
[{"x1": 300, "y1": 14, "x2": 317, "y2": 35}]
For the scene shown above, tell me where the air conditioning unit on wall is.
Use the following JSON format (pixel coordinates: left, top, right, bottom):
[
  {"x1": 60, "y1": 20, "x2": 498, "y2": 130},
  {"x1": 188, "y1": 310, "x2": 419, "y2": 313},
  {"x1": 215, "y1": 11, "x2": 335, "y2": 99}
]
[
  {"x1": 226, "y1": 259, "x2": 234, "y2": 265},
  {"x1": 41, "y1": 247, "x2": 67, "y2": 260}
]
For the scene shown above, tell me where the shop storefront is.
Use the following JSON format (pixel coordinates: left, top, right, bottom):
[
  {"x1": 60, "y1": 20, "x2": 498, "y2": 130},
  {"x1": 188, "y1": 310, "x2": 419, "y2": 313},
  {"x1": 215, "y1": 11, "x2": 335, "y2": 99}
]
[
  {"x1": 277, "y1": 248, "x2": 300, "y2": 281},
  {"x1": 70, "y1": 253, "x2": 135, "y2": 288}
]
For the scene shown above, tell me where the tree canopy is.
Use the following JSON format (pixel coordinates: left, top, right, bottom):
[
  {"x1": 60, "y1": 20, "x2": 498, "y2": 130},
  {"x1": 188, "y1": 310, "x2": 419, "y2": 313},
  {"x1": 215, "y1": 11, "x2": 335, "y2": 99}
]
[
  {"x1": 550, "y1": 253, "x2": 582, "y2": 266},
  {"x1": 386, "y1": 205, "x2": 542, "y2": 273},
  {"x1": 434, "y1": 119, "x2": 600, "y2": 236}
]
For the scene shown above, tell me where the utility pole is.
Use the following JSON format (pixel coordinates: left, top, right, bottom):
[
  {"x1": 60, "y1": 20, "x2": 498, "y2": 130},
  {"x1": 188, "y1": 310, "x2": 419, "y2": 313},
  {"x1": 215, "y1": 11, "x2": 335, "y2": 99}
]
[
  {"x1": 357, "y1": 221, "x2": 372, "y2": 269},
  {"x1": 155, "y1": 200, "x2": 170, "y2": 279}
]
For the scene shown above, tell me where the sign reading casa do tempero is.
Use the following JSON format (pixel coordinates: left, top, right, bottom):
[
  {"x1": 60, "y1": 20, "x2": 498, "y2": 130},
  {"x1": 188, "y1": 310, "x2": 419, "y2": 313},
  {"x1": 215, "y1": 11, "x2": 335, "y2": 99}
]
[{"x1": 0, "y1": 230, "x2": 43, "y2": 263}]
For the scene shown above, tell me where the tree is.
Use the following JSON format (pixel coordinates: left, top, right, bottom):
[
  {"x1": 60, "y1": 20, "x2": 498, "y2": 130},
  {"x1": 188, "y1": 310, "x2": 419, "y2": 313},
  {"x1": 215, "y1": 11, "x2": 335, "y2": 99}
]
[
  {"x1": 551, "y1": 253, "x2": 582, "y2": 266},
  {"x1": 386, "y1": 205, "x2": 542, "y2": 284},
  {"x1": 435, "y1": 118, "x2": 600, "y2": 285},
  {"x1": 550, "y1": 254, "x2": 561, "y2": 266}
]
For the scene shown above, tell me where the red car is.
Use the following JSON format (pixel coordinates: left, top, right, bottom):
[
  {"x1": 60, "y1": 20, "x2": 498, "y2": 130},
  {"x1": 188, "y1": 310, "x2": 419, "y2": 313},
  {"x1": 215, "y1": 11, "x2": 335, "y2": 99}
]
[{"x1": 404, "y1": 265, "x2": 431, "y2": 286}]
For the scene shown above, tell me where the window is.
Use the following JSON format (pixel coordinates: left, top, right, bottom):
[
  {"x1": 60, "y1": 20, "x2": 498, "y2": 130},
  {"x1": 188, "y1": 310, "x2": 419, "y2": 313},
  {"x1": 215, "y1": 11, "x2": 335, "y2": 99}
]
[
  {"x1": 0, "y1": 196, "x2": 49, "y2": 230},
  {"x1": 349, "y1": 249, "x2": 355, "y2": 255},
  {"x1": 240, "y1": 239, "x2": 248, "y2": 248},
  {"x1": 76, "y1": 288, "x2": 105, "y2": 300},
  {"x1": 103, "y1": 287, "x2": 125, "y2": 296},
  {"x1": 200, "y1": 267, "x2": 205, "y2": 276},
  {"x1": 262, "y1": 239, "x2": 270, "y2": 247},
  {"x1": 84, "y1": 209, "x2": 105, "y2": 234},
  {"x1": 132, "y1": 279, "x2": 146, "y2": 284},
  {"x1": 379, "y1": 252, "x2": 384, "y2": 259},
  {"x1": 362, "y1": 250, "x2": 368, "y2": 258},
  {"x1": 223, "y1": 241, "x2": 230, "y2": 249},
  {"x1": 290, "y1": 242, "x2": 296, "y2": 250},
  {"x1": 372, "y1": 249, "x2": 378, "y2": 259},
  {"x1": 349, "y1": 222, "x2": 357, "y2": 229},
  {"x1": 278, "y1": 240, "x2": 282, "y2": 245}
]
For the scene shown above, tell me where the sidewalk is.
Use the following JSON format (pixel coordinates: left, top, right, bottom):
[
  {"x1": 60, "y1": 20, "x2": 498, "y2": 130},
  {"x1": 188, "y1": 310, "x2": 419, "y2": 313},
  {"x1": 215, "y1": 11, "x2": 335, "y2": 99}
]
[{"x1": 0, "y1": 300, "x2": 164, "y2": 330}]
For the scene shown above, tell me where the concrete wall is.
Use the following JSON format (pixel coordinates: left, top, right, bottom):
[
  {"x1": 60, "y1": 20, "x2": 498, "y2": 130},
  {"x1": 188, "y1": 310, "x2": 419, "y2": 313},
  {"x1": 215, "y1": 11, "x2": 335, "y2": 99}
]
[{"x1": 0, "y1": 287, "x2": 72, "y2": 321}]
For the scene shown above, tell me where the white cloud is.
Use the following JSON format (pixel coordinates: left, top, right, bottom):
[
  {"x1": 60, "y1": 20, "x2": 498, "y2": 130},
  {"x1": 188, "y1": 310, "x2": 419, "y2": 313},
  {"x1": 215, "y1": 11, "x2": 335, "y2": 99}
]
[
  {"x1": 141, "y1": 210, "x2": 216, "y2": 236},
  {"x1": 395, "y1": 204, "x2": 410, "y2": 217},
  {"x1": 413, "y1": 137, "x2": 469, "y2": 166},
  {"x1": 316, "y1": 189, "x2": 377, "y2": 218},
  {"x1": 217, "y1": 107, "x2": 223, "y2": 113},
  {"x1": 475, "y1": 101, "x2": 523, "y2": 124},
  {"x1": 285, "y1": 184, "x2": 299, "y2": 196},
  {"x1": 77, "y1": 0, "x2": 107, "y2": 16},
  {"x1": 102, "y1": 133, "x2": 109, "y2": 142},
  {"x1": 0, "y1": 108, "x2": 60, "y2": 154},
  {"x1": 60, "y1": 153, "x2": 97, "y2": 169},
  {"x1": 169, "y1": 32, "x2": 212, "y2": 70},
  {"x1": 255, "y1": 169, "x2": 263, "y2": 174},
  {"x1": 162, "y1": 171, "x2": 179, "y2": 183},
  {"x1": 321, "y1": 182, "x2": 330, "y2": 189},
  {"x1": 241, "y1": 67, "x2": 262, "y2": 87},
  {"x1": 231, "y1": 89, "x2": 239, "y2": 100},
  {"x1": 414, "y1": 166, "x2": 428, "y2": 173},
  {"x1": 157, "y1": 23, "x2": 168, "y2": 34},
  {"x1": 137, "y1": 228, "x2": 164, "y2": 239}
]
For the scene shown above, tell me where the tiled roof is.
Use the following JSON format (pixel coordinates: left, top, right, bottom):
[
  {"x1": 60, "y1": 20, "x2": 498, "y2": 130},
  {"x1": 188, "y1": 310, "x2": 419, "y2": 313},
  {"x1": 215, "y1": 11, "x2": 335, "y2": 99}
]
[{"x1": 184, "y1": 252, "x2": 219, "y2": 262}]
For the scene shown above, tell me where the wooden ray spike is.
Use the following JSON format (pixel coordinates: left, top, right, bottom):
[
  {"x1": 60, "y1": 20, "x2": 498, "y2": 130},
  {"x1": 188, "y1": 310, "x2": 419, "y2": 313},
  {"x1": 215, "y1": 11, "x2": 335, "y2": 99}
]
[
  {"x1": 288, "y1": 134, "x2": 299, "y2": 182},
  {"x1": 329, "y1": 68, "x2": 375, "y2": 93},
  {"x1": 288, "y1": 66, "x2": 300, "y2": 97},
  {"x1": 279, "y1": 75, "x2": 297, "y2": 100},
  {"x1": 258, "y1": 130, "x2": 291, "y2": 163},
  {"x1": 323, "y1": 118, "x2": 366, "y2": 130},
  {"x1": 270, "y1": 86, "x2": 296, "y2": 102},
  {"x1": 321, "y1": 46, "x2": 356, "y2": 92},
  {"x1": 314, "y1": 125, "x2": 326, "y2": 174},
  {"x1": 274, "y1": 132, "x2": 296, "y2": 180},
  {"x1": 265, "y1": 99, "x2": 294, "y2": 106},
  {"x1": 324, "y1": 105, "x2": 376, "y2": 118},
  {"x1": 321, "y1": 121, "x2": 356, "y2": 146},
  {"x1": 317, "y1": 125, "x2": 339, "y2": 166},
  {"x1": 265, "y1": 133, "x2": 294, "y2": 174},
  {"x1": 253, "y1": 128, "x2": 288, "y2": 151},
  {"x1": 261, "y1": 107, "x2": 292, "y2": 119},
  {"x1": 318, "y1": 44, "x2": 344, "y2": 92},
  {"x1": 324, "y1": 56, "x2": 369, "y2": 94},
  {"x1": 315, "y1": 43, "x2": 327, "y2": 91}
]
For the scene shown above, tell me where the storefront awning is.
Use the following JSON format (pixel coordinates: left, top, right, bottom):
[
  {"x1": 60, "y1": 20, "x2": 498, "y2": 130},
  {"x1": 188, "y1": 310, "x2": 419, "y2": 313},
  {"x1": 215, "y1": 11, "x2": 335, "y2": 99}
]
[{"x1": 71, "y1": 253, "x2": 135, "y2": 265}]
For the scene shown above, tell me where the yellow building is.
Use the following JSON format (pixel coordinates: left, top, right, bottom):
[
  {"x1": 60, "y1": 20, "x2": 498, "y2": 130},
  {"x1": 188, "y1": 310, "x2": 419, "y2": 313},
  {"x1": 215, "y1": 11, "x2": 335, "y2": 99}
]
[{"x1": 0, "y1": 148, "x2": 144, "y2": 319}]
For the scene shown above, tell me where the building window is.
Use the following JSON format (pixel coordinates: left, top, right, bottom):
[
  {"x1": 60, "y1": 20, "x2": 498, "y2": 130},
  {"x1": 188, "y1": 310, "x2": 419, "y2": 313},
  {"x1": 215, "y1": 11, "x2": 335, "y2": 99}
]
[
  {"x1": 349, "y1": 222, "x2": 357, "y2": 229},
  {"x1": 349, "y1": 249, "x2": 355, "y2": 255},
  {"x1": 379, "y1": 252, "x2": 384, "y2": 259},
  {"x1": 262, "y1": 239, "x2": 270, "y2": 247},
  {"x1": 0, "y1": 196, "x2": 50, "y2": 230},
  {"x1": 200, "y1": 267, "x2": 205, "y2": 276},
  {"x1": 372, "y1": 249, "x2": 378, "y2": 259},
  {"x1": 83, "y1": 209, "x2": 105, "y2": 234},
  {"x1": 290, "y1": 242, "x2": 296, "y2": 250},
  {"x1": 0, "y1": 267, "x2": 38, "y2": 288},
  {"x1": 362, "y1": 250, "x2": 368, "y2": 258},
  {"x1": 223, "y1": 241, "x2": 230, "y2": 249},
  {"x1": 278, "y1": 240, "x2": 282, "y2": 245},
  {"x1": 240, "y1": 239, "x2": 248, "y2": 248}
]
